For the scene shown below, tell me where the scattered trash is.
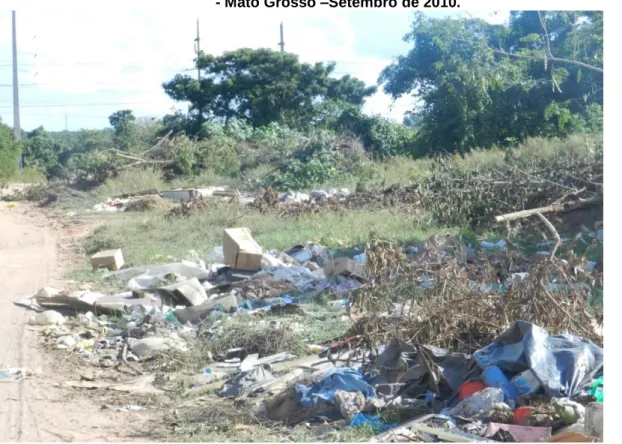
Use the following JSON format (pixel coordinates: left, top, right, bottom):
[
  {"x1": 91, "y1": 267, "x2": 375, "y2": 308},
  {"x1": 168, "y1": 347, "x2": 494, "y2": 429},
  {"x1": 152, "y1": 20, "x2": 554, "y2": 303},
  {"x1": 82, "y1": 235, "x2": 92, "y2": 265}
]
[
  {"x1": 90, "y1": 249, "x2": 125, "y2": 271},
  {"x1": 511, "y1": 369, "x2": 542, "y2": 396},
  {"x1": 448, "y1": 387, "x2": 507, "y2": 419},
  {"x1": 130, "y1": 336, "x2": 187, "y2": 360},
  {"x1": 335, "y1": 390, "x2": 365, "y2": 421},
  {"x1": 513, "y1": 407, "x2": 535, "y2": 426},
  {"x1": 28, "y1": 310, "x2": 65, "y2": 326},
  {"x1": 552, "y1": 398, "x2": 585, "y2": 426},
  {"x1": 590, "y1": 376, "x2": 603, "y2": 403},
  {"x1": 223, "y1": 228, "x2": 263, "y2": 271},
  {"x1": 460, "y1": 381, "x2": 486, "y2": 400},
  {"x1": 474, "y1": 321, "x2": 603, "y2": 399},
  {"x1": 482, "y1": 366, "x2": 519, "y2": 403},
  {"x1": 295, "y1": 368, "x2": 375, "y2": 409},
  {"x1": 118, "y1": 404, "x2": 147, "y2": 412},
  {"x1": 323, "y1": 257, "x2": 366, "y2": 279},
  {"x1": 350, "y1": 412, "x2": 395, "y2": 432},
  {"x1": 484, "y1": 423, "x2": 552, "y2": 442},
  {"x1": 584, "y1": 402, "x2": 603, "y2": 441},
  {"x1": 0, "y1": 368, "x2": 31, "y2": 382},
  {"x1": 13, "y1": 228, "x2": 604, "y2": 440}
]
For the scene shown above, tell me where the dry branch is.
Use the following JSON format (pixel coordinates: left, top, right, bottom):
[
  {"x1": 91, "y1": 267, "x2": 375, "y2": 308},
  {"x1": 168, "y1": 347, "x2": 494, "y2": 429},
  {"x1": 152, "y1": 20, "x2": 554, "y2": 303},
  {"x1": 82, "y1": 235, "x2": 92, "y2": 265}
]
[
  {"x1": 494, "y1": 196, "x2": 602, "y2": 223},
  {"x1": 535, "y1": 212, "x2": 561, "y2": 260}
]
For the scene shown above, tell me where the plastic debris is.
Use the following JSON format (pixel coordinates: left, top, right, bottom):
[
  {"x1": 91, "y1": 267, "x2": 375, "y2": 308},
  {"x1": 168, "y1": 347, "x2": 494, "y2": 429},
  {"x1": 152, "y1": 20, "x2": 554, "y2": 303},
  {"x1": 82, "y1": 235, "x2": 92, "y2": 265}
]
[
  {"x1": 295, "y1": 367, "x2": 375, "y2": 408},
  {"x1": 335, "y1": 390, "x2": 365, "y2": 421},
  {"x1": 448, "y1": 387, "x2": 507, "y2": 419},
  {"x1": 474, "y1": 321, "x2": 603, "y2": 398},
  {"x1": 28, "y1": 310, "x2": 65, "y2": 326}
]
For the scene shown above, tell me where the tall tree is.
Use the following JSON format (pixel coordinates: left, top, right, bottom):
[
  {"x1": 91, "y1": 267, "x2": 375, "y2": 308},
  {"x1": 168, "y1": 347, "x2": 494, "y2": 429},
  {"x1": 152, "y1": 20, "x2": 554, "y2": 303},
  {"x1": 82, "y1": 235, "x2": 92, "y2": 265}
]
[
  {"x1": 109, "y1": 110, "x2": 137, "y2": 150},
  {"x1": 23, "y1": 126, "x2": 64, "y2": 178},
  {"x1": 163, "y1": 48, "x2": 376, "y2": 134},
  {"x1": 379, "y1": 11, "x2": 603, "y2": 154}
]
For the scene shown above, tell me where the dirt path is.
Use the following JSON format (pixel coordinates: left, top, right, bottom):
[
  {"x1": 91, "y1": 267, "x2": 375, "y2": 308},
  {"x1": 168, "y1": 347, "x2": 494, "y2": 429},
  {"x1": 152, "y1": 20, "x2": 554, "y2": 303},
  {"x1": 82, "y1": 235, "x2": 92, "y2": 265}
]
[{"x1": 0, "y1": 204, "x2": 156, "y2": 442}]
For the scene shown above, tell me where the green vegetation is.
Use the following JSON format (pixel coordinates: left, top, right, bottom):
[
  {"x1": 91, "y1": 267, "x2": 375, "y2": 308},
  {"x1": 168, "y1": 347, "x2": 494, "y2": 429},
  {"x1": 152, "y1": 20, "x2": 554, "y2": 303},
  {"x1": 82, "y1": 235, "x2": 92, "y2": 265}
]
[
  {"x1": 0, "y1": 119, "x2": 21, "y2": 181},
  {"x1": 1, "y1": 11, "x2": 601, "y2": 192},
  {"x1": 79, "y1": 202, "x2": 444, "y2": 271}
]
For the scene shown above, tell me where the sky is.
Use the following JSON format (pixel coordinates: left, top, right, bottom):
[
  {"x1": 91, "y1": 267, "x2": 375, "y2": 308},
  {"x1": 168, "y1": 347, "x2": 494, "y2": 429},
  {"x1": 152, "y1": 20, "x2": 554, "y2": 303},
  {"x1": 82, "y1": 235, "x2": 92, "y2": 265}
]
[{"x1": 0, "y1": 8, "x2": 508, "y2": 132}]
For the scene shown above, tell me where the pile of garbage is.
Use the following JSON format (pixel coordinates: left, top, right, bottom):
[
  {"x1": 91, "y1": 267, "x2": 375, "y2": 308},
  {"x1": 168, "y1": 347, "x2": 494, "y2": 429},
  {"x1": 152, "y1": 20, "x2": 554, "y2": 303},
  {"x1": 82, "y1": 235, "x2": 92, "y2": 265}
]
[
  {"x1": 260, "y1": 321, "x2": 603, "y2": 442},
  {"x1": 15, "y1": 226, "x2": 604, "y2": 442}
]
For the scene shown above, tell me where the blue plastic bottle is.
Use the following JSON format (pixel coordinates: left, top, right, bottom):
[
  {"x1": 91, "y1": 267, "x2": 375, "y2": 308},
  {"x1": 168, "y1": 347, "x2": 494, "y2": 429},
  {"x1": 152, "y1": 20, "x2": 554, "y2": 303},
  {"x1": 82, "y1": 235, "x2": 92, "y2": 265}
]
[{"x1": 483, "y1": 366, "x2": 520, "y2": 401}]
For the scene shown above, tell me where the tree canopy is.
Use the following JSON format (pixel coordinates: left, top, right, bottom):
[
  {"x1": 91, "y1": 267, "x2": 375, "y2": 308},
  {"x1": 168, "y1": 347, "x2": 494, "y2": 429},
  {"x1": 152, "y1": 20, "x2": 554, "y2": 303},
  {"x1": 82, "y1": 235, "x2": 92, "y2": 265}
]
[
  {"x1": 162, "y1": 48, "x2": 377, "y2": 133},
  {"x1": 109, "y1": 110, "x2": 137, "y2": 150},
  {"x1": 380, "y1": 11, "x2": 603, "y2": 153}
]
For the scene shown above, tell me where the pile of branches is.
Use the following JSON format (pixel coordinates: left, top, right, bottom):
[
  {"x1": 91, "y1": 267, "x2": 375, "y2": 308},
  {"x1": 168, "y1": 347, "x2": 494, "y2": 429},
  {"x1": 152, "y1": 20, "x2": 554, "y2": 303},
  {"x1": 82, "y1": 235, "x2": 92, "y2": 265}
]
[
  {"x1": 347, "y1": 235, "x2": 602, "y2": 354},
  {"x1": 250, "y1": 185, "x2": 425, "y2": 217},
  {"x1": 418, "y1": 156, "x2": 603, "y2": 229},
  {"x1": 168, "y1": 192, "x2": 212, "y2": 217}
]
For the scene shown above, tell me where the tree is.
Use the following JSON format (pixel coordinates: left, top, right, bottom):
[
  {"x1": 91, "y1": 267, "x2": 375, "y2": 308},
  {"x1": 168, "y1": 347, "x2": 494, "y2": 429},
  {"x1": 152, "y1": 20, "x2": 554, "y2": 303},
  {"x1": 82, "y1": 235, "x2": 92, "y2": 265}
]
[
  {"x1": 109, "y1": 110, "x2": 137, "y2": 150},
  {"x1": 402, "y1": 111, "x2": 422, "y2": 128},
  {"x1": 379, "y1": 11, "x2": 603, "y2": 154},
  {"x1": 0, "y1": 119, "x2": 20, "y2": 181},
  {"x1": 163, "y1": 48, "x2": 376, "y2": 134},
  {"x1": 23, "y1": 126, "x2": 64, "y2": 178}
]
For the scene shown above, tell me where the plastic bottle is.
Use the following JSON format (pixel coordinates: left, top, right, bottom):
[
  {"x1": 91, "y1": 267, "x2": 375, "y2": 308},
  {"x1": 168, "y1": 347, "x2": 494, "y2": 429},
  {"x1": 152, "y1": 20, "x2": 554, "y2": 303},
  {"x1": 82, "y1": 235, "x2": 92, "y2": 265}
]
[
  {"x1": 482, "y1": 366, "x2": 519, "y2": 401},
  {"x1": 590, "y1": 376, "x2": 603, "y2": 402}
]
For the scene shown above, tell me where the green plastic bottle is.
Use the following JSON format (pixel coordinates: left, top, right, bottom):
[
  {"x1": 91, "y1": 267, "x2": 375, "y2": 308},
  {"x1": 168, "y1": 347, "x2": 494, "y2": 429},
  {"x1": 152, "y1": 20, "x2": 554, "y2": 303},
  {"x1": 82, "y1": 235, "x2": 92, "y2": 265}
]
[{"x1": 591, "y1": 376, "x2": 603, "y2": 402}]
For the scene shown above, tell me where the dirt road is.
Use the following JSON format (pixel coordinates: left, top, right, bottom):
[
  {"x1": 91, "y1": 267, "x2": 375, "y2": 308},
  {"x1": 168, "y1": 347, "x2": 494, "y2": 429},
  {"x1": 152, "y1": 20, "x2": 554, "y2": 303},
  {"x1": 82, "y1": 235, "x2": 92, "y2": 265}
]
[{"x1": 0, "y1": 204, "x2": 153, "y2": 442}]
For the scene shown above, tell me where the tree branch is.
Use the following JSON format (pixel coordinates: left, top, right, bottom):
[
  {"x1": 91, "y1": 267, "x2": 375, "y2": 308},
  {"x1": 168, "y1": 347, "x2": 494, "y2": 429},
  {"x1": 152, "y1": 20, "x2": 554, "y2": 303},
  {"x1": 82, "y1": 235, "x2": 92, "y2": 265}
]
[{"x1": 491, "y1": 48, "x2": 603, "y2": 74}]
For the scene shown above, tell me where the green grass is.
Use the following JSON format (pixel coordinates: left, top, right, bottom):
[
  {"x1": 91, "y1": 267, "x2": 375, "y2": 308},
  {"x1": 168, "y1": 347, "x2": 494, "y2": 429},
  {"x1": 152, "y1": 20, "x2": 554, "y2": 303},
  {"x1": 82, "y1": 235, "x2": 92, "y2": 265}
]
[
  {"x1": 95, "y1": 168, "x2": 167, "y2": 200},
  {"x1": 79, "y1": 201, "x2": 452, "y2": 272}
]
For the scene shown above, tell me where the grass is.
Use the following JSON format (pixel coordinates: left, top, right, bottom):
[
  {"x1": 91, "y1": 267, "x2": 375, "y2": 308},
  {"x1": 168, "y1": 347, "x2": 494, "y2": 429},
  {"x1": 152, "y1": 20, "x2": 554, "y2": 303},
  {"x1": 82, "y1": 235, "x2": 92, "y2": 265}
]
[
  {"x1": 4, "y1": 167, "x2": 48, "y2": 184},
  {"x1": 77, "y1": 201, "x2": 452, "y2": 273}
]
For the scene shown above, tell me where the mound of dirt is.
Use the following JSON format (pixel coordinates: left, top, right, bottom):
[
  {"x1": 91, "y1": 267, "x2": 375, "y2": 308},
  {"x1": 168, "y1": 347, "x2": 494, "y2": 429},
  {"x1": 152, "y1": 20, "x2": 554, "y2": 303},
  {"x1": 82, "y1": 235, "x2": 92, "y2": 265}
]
[{"x1": 125, "y1": 195, "x2": 174, "y2": 212}]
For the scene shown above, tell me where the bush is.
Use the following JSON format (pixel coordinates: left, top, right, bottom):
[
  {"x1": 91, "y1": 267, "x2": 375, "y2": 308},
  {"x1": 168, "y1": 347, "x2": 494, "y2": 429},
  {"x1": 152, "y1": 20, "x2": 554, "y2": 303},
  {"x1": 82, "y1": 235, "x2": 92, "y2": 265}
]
[
  {"x1": 68, "y1": 150, "x2": 123, "y2": 185},
  {"x1": 262, "y1": 130, "x2": 358, "y2": 190},
  {"x1": 336, "y1": 111, "x2": 419, "y2": 159},
  {"x1": 0, "y1": 120, "x2": 20, "y2": 181}
]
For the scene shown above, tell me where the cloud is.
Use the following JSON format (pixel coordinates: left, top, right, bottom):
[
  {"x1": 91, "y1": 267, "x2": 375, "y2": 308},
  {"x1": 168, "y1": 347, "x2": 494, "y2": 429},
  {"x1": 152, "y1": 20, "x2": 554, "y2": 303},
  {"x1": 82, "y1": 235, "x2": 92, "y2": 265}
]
[{"x1": 0, "y1": 7, "x2": 502, "y2": 130}]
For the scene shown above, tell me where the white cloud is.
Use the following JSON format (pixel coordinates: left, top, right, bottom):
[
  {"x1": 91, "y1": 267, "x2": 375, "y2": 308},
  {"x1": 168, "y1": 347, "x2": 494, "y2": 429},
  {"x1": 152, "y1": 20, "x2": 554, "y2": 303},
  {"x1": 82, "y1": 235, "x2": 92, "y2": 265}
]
[{"x1": 0, "y1": 6, "x2": 503, "y2": 129}]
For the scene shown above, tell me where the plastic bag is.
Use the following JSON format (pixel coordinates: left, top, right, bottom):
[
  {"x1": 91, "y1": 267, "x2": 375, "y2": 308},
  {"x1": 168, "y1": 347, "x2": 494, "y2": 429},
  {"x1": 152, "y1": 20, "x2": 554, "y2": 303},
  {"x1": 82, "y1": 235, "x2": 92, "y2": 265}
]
[{"x1": 473, "y1": 321, "x2": 603, "y2": 398}]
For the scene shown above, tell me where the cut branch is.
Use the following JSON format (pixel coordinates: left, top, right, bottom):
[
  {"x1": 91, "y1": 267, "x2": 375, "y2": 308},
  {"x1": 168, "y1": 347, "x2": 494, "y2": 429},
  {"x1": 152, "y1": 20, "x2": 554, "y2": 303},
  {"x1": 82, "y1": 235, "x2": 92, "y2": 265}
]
[{"x1": 494, "y1": 195, "x2": 602, "y2": 223}]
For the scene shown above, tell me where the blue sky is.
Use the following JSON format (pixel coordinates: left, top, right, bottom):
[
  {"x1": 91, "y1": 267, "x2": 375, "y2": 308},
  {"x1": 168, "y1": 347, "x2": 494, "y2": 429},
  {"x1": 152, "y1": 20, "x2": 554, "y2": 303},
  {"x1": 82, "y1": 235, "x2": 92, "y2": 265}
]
[{"x1": 0, "y1": 8, "x2": 507, "y2": 132}]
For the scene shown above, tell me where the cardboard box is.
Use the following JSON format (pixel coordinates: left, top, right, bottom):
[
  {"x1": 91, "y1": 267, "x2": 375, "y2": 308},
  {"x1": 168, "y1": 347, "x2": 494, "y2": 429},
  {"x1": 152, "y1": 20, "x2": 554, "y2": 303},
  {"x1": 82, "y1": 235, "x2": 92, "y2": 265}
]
[
  {"x1": 223, "y1": 228, "x2": 263, "y2": 271},
  {"x1": 323, "y1": 257, "x2": 366, "y2": 279},
  {"x1": 90, "y1": 249, "x2": 124, "y2": 271}
]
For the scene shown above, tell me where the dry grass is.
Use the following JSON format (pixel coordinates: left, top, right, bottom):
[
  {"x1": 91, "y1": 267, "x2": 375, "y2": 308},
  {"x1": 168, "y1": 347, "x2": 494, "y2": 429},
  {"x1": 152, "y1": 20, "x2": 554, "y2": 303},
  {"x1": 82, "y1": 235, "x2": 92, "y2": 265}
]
[
  {"x1": 126, "y1": 195, "x2": 174, "y2": 212},
  {"x1": 348, "y1": 235, "x2": 602, "y2": 354},
  {"x1": 201, "y1": 322, "x2": 308, "y2": 361}
]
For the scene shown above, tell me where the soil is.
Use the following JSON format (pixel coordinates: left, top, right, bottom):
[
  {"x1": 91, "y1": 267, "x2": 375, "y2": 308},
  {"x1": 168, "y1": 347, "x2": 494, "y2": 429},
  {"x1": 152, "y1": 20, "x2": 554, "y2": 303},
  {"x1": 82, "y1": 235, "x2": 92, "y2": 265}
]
[{"x1": 0, "y1": 202, "x2": 162, "y2": 442}]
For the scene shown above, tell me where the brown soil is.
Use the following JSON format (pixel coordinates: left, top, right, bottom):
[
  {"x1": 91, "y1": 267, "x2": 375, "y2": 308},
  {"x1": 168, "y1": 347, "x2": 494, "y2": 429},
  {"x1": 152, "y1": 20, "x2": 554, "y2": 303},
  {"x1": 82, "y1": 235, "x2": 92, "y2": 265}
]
[{"x1": 0, "y1": 202, "x2": 164, "y2": 442}]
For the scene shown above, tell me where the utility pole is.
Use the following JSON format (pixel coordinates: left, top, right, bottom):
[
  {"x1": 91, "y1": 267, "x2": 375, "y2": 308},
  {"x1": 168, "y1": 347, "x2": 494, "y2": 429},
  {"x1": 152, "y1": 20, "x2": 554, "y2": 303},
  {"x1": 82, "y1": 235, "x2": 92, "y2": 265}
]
[
  {"x1": 65, "y1": 114, "x2": 68, "y2": 132},
  {"x1": 194, "y1": 19, "x2": 201, "y2": 81},
  {"x1": 12, "y1": 10, "x2": 22, "y2": 169},
  {"x1": 279, "y1": 22, "x2": 284, "y2": 53}
]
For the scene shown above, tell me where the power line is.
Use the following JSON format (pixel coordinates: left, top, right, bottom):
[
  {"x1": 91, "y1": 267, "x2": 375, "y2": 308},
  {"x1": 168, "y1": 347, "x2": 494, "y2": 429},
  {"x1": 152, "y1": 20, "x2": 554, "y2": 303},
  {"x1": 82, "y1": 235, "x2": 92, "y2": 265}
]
[{"x1": 0, "y1": 101, "x2": 169, "y2": 109}]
